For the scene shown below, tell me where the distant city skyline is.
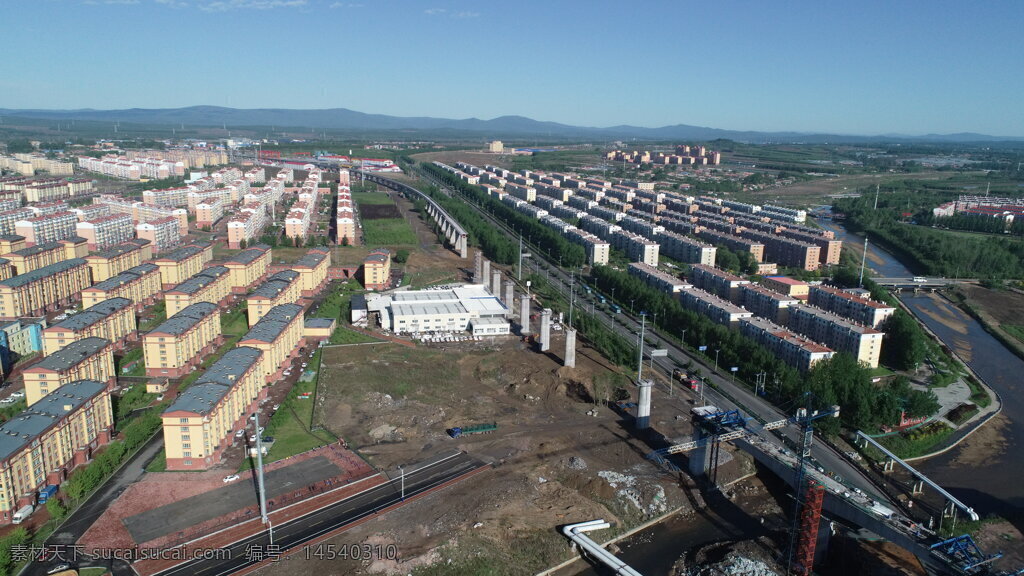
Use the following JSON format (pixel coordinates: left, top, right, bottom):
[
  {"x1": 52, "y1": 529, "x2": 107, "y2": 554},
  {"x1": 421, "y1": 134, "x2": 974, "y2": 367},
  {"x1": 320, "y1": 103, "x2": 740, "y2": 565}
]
[{"x1": 4, "y1": 0, "x2": 1023, "y2": 136}]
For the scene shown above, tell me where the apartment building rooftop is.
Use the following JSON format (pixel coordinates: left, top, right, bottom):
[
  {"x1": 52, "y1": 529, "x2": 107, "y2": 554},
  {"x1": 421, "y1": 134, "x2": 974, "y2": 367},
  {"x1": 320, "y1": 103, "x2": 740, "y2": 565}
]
[
  {"x1": 164, "y1": 346, "x2": 264, "y2": 416},
  {"x1": 169, "y1": 266, "x2": 229, "y2": 295},
  {"x1": 0, "y1": 380, "x2": 106, "y2": 461},
  {"x1": 790, "y1": 304, "x2": 882, "y2": 334},
  {"x1": 8, "y1": 241, "x2": 62, "y2": 258},
  {"x1": 155, "y1": 242, "x2": 210, "y2": 263},
  {"x1": 0, "y1": 258, "x2": 87, "y2": 289},
  {"x1": 251, "y1": 271, "x2": 299, "y2": 298},
  {"x1": 49, "y1": 298, "x2": 133, "y2": 332},
  {"x1": 293, "y1": 251, "x2": 327, "y2": 269},
  {"x1": 224, "y1": 245, "x2": 271, "y2": 265},
  {"x1": 812, "y1": 284, "x2": 894, "y2": 310},
  {"x1": 149, "y1": 302, "x2": 218, "y2": 336},
  {"x1": 89, "y1": 263, "x2": 158, "y2": 291},
  {"x1": 242, "y1": 303, "x2": 303, "y2": 342},
  {"x1": 86, "y1": 242, "x2": 142, "y2": 260},
  {"x1": 30, "y1": 337, "x2": 110, "y2": 372}
]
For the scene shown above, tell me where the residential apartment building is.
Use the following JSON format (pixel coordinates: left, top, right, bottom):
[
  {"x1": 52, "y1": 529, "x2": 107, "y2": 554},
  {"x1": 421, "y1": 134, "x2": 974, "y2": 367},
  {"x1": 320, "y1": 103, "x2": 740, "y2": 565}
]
[
  {"x1": 610, "y1": 230, "x2": 659, "y2": 266},
  {"x1": 285, "y1": 200, "x2": 315, "y2": 240},
  {"x1": 808, "y1": 285, "x2": 896, "y2": 329},
  {"x1": 226, "y1": 205, "x2": 266, "y2": 249},
  {"x1": 0, "y1": 320, "x2": 43, "y2": 374},
  {"x1": 760, "y1": 276, "x2": 810, "y2": 300},
  {"x1": 165, "y1": 266, "x2": 232, "y2": 316},
  {"x1": 81, "y1": 263, "x2": 161, "y2": 310},
  {"x1": 689, "y1": 264, "x2": 751, "y2": 304},
  {"x1": 292, "y1": 249, "x2": 330, "y2": 297},
  {"x1": 161, "y1": 346, "x2": 265, "y2": 471},
  {"x1": 142, "y1": 187, "x2": 190, "y2": 208},
  {"x1": 42, "y1": 297, "x2": 136, "y2": 355},
  {"x1": 93, "y1": 195, "x2": 188, "y2": 235},
  {"x1": 628, "y1": 262, "x2": 690, "y2": 293},
  {"x1": 739, "y1": 317, "x2": 835, "y2": 372},
  {"x1": 565, "y1": 228, "x2": 610, "y2": 265},
  {"x1": 195, "y1": 199, "x2": 225, "y2": 227},
  {"x1": 788, "y1": 304, "x2": 884, "y2": 368},
  {"x1": 0, "y1": 258, "x2": 91, "y2": 320},
  {"x1": 135, "y1": 217, "x2": 183, "y2": 253},
  {"x1": 0, "y1": 236, "x2": 25, "y2": 255},
  {"x1": 15, "y1": 212, "x2": 78, "y2": 246},
  {"x1": 4, "y1": 242, "x2": 69, "y2": 275},
  {"x1": 246, "y1": 271, "x2": 301, "y2": 327},
  {"x1": 143, "y1": 302, "x2": 222, "y2": 378},
  {"x1": 741, "y1": 230, "x2": 821, "y2": 271},
  {"x1": 0, "y1": 259, "x2": 11, "y2": 283},
  {"x1": 0, "y1": 380, "x2": 112, "y2": 523},
  {"x1": 363, "y1": 249, "x2": 391, "y2": 290},
  {"x1": 678, "y1": 286, "x2": 754, "y2": 329},
  {"x1": 696, "y1": 229, "x2": 765, "y2": 263},
  {"x1": 23, "y1": 337, "x2": 115, "y2": 406},
  {"x1": 655, "y1": 231, "x2": 716, "y2": 266},
  {"x1": 71, "y1": 204, "x2": 111, "y2": 223},
  {"x1": 223, "y1": 244, "x2": 271, "y2": 293},
  {"x1": 84, "y1": 242, "x2": 146, "y2": 283},
  {"x1": 76, "y1": 214, "x2": 135, "y2": 250},
  {"x1": 0, "y1": 209, "x2": 34, "y2": 237},
  {"x1": 336, "y1": 182, "x2": 357, "y2": 245},
  {"x1": 238, "y1": 303, "x2": 304, "y2": 382},
  {"x1": 739, "y1": 284, "x2": 800, "y2": 325},
  {"x1": 153, "y1": 242, "x2": 213, "y2": 288}
]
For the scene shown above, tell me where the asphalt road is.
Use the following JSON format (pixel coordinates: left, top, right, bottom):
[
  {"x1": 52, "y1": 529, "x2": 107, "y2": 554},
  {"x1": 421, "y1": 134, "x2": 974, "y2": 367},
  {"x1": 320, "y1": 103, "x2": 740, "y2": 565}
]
[
  {"x1": 151, "y1": 450, "x2": 485, "y2": 576},
  {"x1": 416, "y1": 169, "x2": 893, "y2": 506}
]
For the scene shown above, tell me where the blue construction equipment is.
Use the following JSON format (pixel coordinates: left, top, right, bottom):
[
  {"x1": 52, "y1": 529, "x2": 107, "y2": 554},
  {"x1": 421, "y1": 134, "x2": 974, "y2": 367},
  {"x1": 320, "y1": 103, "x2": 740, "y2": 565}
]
[{"x1": 929, "y1": 534, "x2": 1002, "y2": 573}]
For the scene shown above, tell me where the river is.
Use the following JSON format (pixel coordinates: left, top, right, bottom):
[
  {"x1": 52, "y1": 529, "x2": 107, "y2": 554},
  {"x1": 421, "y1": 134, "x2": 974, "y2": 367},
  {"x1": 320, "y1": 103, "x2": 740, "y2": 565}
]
[{"x1": 819, "y1": 214, "x2": 1023, "y2": 524}]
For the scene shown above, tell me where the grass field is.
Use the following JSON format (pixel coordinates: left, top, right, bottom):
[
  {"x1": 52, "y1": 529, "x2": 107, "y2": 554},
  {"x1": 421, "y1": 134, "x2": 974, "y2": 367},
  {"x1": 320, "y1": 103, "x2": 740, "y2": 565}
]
[
  {"x1": 1001, "y1": 324, "x2": 1024, "y2": 344},
  {"x1": 138, "y1": 301, "x2": 167, "y2": 332},
  {"x1": 329, "y1": 327, "x2": 379, "y2": 345},
  {"x1": 116, "y1": 347, "x2": 146, "y2": 378},
  {"x1": 241, "y1": 347, "x2": 337, "y2": 469},
  {"x1": 320, "y1": 344, "x2": 458, "y2": 404},
  {"x1": 352, "y1": 191, "x2": 396, "y2": 205},
  {"x1": 221, "y1": 302, "x2": 249, "y2": 336},
  {"x1": 362, "y1": 218, "x2": 417, "y2": 246}
]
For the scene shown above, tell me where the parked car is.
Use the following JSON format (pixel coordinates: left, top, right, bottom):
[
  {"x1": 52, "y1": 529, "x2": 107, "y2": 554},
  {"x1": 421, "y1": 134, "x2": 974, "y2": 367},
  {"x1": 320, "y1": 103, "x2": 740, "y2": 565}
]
[
  {"x1": 0, "y1": 398, "x2": 16, "y2": 404},
  {"x1": 46, "y1": 564, "x2": 71, "y2": 575},
  {"x1": 272, "y1": 404, "x2": 280, "y2": 411},
  {"x1": 10, "y1": 391, "x2": 24, "y2": 398},
  {"x1": 235, "y1": 429, "x2": 245, "y2": 438},
  {"x1": 222, "y1": 474, "x2": 240, "y2": 483}
]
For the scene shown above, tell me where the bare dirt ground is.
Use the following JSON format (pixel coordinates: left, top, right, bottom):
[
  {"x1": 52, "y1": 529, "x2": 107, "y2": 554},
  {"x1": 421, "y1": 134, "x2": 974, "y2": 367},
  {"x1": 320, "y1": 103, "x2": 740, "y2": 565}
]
[
  {"x1": 410, "y1": 150, "x2": 513, "y2": 169},
  {"x1": 766, "y1": 171, "x2": 955, "y2": 204},
  {"x1": 975, "y1": 518, "x2": 1024, "y2": 569},
  {"x1": 253, "y1": 337, "x2": 759, "y2": 576},
  {"x1": 943, "y1": 412, "x2": 1011, "y2": 468},
  {"x1": 958, "y1": 285, "x2": 1024, "y2": 326}
]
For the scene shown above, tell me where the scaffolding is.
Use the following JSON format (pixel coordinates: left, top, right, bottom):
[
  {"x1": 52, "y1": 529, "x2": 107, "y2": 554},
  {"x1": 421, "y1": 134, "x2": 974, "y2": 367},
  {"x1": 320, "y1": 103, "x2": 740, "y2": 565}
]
[{"x1": 793, "y1": 479, "x2": 825, "y2": 576}]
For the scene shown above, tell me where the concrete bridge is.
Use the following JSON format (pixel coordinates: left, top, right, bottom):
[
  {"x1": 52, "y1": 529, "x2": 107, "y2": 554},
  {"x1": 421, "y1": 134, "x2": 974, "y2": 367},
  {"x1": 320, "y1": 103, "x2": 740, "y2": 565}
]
[
  {"x1": 358, "y1": 171, "x2": 469, "y2": 259},
  {"x1": 873, "y1": 277, "x2": 969, "y2": 290}
]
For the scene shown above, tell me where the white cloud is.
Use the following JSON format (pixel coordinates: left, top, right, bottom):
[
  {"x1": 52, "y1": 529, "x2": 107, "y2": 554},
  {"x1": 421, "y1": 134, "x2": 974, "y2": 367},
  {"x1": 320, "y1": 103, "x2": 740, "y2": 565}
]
[
  {"x1": 155, "y1": 0, "x2": 189, "y2": 7},
  {"x1": 424, "y1": 7, "x2": 446, "y2": 15},
  {"x1": 83, "y1": 0, "x2": 141, "y2": 5},
  {"x1": 198, "y1": 0, "x2": 306, "y2": 11},
  {"x1": 424, "y1": 7, "x2": 480, "y2": 19},
  {"x1": 329, "y1": 1, "x2": 363, "y2": 7}
]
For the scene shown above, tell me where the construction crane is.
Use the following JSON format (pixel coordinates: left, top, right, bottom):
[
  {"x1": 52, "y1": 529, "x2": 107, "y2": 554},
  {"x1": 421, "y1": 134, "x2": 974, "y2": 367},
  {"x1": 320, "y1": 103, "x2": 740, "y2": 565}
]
[
  {"x1": 929, "y1": 535, "x2": 1003, "y2": 574},
  {"x1": 784, "y1": 399, "x2": 840, "y2": 576}
]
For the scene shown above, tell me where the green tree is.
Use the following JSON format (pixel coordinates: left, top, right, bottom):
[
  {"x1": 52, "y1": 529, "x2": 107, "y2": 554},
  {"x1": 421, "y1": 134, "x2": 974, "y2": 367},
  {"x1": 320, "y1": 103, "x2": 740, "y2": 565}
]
[
  {"x1": 393, "y1": 249, "x2": 410, "y2": 263},
  {"x1": 881, "y1": 311, "x2": 927, "y2": 370},
  {"x1": 46, "y1": 498, "x2": 68, "y2": 522}
]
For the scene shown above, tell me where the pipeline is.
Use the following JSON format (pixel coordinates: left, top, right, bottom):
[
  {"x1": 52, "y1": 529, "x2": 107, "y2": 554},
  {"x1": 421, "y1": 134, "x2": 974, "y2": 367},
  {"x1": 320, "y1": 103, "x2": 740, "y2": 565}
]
[{"x1": 560, "y1": 519, "x2": 644, "y2": 576}]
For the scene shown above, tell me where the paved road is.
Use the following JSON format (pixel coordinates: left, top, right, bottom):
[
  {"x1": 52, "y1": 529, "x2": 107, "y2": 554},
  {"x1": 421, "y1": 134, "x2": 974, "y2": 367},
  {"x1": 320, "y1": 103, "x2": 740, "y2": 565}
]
[
  {"x1": 151, "y1": 450, "x2": 485, "y2": 576},
  {"x1": 24, "y1": 432, "x2": 167, "y2": 576},
  {"x1": 416, "y1": 168, "x2": 892, "y2": 506}
]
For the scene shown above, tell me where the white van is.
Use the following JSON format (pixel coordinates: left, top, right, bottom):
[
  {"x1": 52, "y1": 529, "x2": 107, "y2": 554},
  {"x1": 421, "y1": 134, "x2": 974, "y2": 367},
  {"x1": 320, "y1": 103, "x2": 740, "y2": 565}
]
[{"x1": 12, "y1": 504, "x2": 34, "y2": 524}]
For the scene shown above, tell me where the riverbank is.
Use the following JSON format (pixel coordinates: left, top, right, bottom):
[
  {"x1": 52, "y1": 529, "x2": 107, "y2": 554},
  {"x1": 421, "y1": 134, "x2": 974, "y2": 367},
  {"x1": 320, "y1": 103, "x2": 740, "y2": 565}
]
[
  {"x1": 945, "y1": 285, "x2": 1024, "y2": 364},
  {"x1": 893, "y1": 293, "x2": 1002, "y2": 463}
]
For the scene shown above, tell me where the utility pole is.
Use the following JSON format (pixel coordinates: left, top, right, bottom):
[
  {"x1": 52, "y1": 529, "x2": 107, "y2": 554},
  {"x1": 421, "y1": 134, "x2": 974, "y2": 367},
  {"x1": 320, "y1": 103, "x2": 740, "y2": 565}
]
[
  {"x1": 399, "y1": 465, "x2": 405, "y2": 501},
  {"x1": 255, "y1": 412, "x2": 272, "y2": 544},
  {"x1": 568, "y1": 271, "x2": 575, "y2": 329},
  {"x1": 714, "y1": 348, "x2": 720, "y2": 373},
  {"x1": 858, "y1": 237, "x2": 868, "y2": 288},
  {"x1": 873, "y1": 184, "x2": 880, "y2": 210}
]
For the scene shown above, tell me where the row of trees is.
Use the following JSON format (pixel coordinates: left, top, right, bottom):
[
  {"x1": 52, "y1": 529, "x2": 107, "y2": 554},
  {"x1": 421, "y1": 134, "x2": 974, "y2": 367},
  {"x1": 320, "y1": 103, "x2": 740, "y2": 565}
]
[
  {"x1": 420, "y1": 183, "x2": 519, "y2": 265},
  {"x1": 588, "y1": 265, "x2": 939, "y2": 432},
  {"x1": 919, "y1": 212, "x2": 1024, "y2": 237},
  {"x1": 421, "y1": 164, "x2": 587, "y2": 268},
  {"x1": 63, "y1": 410, "x2": 162, "y2": 501}
]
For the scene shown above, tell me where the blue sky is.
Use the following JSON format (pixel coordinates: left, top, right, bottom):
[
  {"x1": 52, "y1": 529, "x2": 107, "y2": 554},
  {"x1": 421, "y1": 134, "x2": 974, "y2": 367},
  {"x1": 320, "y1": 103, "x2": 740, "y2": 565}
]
[{"x1": 3, "y1": 0, "x2": 1023, "y2": 135}]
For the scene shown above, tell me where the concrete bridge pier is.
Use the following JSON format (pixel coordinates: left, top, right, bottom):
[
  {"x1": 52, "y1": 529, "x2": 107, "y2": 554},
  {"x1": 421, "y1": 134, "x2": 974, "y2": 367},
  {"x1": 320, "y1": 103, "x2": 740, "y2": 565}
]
[
  {"x1": 564, "y1": 328, "x2": 577, "y2": 368},
  {"x1": 912, "y1": 480, "x2": 925, "y2": 496},
  {"x1": 883, "y1": 458, "x2": 896, "y2": 473},
  {"x1": 539, "y1": 309, "x2": 552, "y2": 352},
  {"x1": 491, "y1": 270, "x2": 502, "y2": 298},
  {"x1": 503, "y1": 281, "x2": 515, "y2": 317},
  {"x1": 520, "y1": 293, "x2": 530, "y2": 334},
  {"x1": 688, "y1": 426, "x2": 712, "y2": 478},
  {"x1": 474, "y1": 251, "x2": 483, "y2": 283},
  {"x1": 482, "y1": 260, "x2": 491, "y2": 288},
  {"x1": 457, "y1": 234, "x2": 468, "y2": 258}
]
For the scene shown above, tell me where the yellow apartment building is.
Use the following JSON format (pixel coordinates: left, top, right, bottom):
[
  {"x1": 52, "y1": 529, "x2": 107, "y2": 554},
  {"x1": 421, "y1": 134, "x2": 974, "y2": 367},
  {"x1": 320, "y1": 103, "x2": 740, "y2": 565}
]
[
  {"x1": 165, "y1": 266, "x2": 231, "y2": 316},
  {"x1": 42, "y1": 297, "x2": 136, "y2": 355},
  {"x1": 161, "y1": 346, "x2": 264, "y2": 470},
  {"x1": 23, "y1": 337, "x2": 115, "y2": 406},
  {"x1": 0, "y1": 380, "x2": 112, "y2": 522},
  {"x1": 81, "y1": 263, "x2": 161, "y2": 311},
  {"x1": 362, "y1": 249, "x2": 391, "y2": 290},
  {"x1": 246, "y1": 270, "x2": 300, "y2": 327},
  {"x1": 143, "y1": 302, "x2": 221, "y2": 378},
  {"x1": 84, "y1": 242, "x2": 145, "y2": 283},
  {"x1": 223, "y1": 244, "x2": 271, "y2": 293},
  {"x1": 153, "y1": 242, "x2": 213, "y2": 288},
  {"x1": 292, "y1": 249, "x2": 330, "y2": 297},
  {"x1": 303, "y1": 317, "x2": 335, "y2": 342},
  {"x1": 0, "y1": 258, "x2": 91, "y2": 320},
  {"x1": 0, "y1": 236, "x2": 25, "y2": 254},
  {"x1": 4, "y1": 242, "x2": 67, "y2": 275},
  {"x1": 237, "y1": 303, "x2": 304, "y2": 382},
  {"x1": 0, "y1": 259, "x2": 11, "y2": 282}
]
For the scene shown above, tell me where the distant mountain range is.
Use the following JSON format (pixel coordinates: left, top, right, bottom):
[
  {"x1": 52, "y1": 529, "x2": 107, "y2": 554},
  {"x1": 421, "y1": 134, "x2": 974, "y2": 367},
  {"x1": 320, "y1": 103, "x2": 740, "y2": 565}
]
[{"x1": 1, "y1": 105, "x2": 1021, "y2": 143}]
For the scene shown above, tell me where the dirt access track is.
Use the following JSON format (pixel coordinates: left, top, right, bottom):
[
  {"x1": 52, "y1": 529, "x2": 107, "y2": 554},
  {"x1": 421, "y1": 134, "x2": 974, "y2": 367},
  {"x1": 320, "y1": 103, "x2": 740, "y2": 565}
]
[{"x1": 253, "y1": 337, "x2": 756, "y2": 575}]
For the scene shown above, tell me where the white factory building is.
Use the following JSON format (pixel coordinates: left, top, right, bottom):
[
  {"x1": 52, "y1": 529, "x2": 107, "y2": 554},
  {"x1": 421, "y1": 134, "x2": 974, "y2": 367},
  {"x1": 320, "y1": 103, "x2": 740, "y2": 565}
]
[{"x1": 368, "y1": 284, "x2": 511, "y2": 336}]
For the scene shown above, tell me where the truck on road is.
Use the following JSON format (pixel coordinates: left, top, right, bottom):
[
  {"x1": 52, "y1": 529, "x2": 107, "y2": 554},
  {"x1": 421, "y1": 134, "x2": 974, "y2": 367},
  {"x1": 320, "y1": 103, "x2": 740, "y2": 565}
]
[
  {"x1": 12, "y1": 504, "x2": 33, "y2": 524},
  {"x1": 38, "y1": 485, "x2": 58, "y2": 503},
  {"x1": 447, "y1": 422, "x2": 498, "y2": 438}
]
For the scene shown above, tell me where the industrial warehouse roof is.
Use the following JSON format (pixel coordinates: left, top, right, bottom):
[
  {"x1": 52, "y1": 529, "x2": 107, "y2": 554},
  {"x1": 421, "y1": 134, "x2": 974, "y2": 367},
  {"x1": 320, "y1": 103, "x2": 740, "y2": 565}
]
[
  {"x1": 148, "y1": 302, "x2": 218, "y2": 336},
  {"x1": 0, "y1": 258, "x2": 87, "y2": 289},
  {"x1": 168, "y1": 266, "x2": 229, "y2": 295},
  {"x1": 0, "y1": 380, "x2": 105, "y2": 462},
  {"x1": 390, "y1": 285, "x2": 507, "y2": 316},
  {"x1": 250, "y1": 271, "x2": 299, "y2": 299},
  {"x1": 87, "y1": 263, "x2": 159, "y2": 291},
  {"x1": 28, "y1": 337, "x2": 110, "y2": 372},
  {"x1": 293, "y1": 251, "x2": 326, "y2": 269},
  {"x1": 224, "y1": 245, "x2": 270, "y2": 265},
  {"x1": 47, "y1": 297, "x2": 133, "y2": 333},
  {"x1": 241, "y1": 303, "x2": 302, "y2": 343}
]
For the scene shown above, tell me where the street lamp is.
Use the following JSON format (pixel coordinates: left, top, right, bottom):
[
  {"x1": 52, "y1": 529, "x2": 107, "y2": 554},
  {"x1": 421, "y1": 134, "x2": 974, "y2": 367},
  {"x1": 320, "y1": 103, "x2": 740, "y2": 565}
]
[
  {"x1": 398, "y1": 465, "x2": 405, "y2": 501},
  {"x1": 714, "y1": 348, "x2": 721, "y2": 373},
  {"x1": 630, "y1": 298, "x2": 635, "y2": 314},
  {"x1": 680, "y1": 328, "x2": 687, "y2": 347}
]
